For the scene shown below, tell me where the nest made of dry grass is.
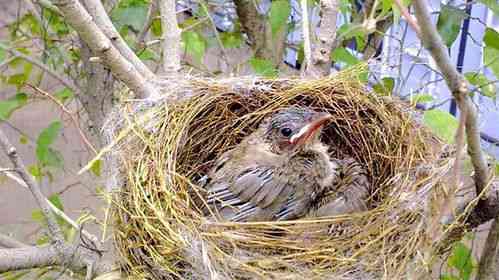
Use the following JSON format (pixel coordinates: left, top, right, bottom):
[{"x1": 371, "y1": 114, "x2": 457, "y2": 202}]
[{"x1": 110, "y1": 67, "x2": 452, "y2": 279}]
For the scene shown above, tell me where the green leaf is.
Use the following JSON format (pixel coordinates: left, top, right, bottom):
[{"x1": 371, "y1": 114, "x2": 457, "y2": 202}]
[
  {"x1": 0, "y1": 48, "x2": 5, "y2": 63},
  {"x1": 0, "y1": 93, "x2": 28, "y2": 120},
  {"x1": 484, "y1": 46, "x2": 499, "y2": 80},
  {"x1": 28, "y1": 164, "x2": 42, "y2": 181},
  {"x1": 479, "y1": 0, "x2": 499, "y2": 16},
  {"x1": 31, "y1": 209, "x2": 44, "y2": 223},
  {"x1": 36, "y1": 121, "x2": 63, "y2": 168},
  {"x1": 90, "y1": 159, "x2": 102, "y2": 177},
  {"x1": 151, "y1": 17, "x2": 162, "y2": 37},
  {"x1": 373, "y1": 77, "x2": 395, "y2": 96},
  {"x1": 447, "y1": 242, "x2": 474, "y2": 280},
  {"x1": 331, "y1": 47, "x2": 359, "y2": 66},
  {"x1": 483, "y1": 27, "x2": 499, "y2": 50},
  {"x1": 1, "y1": 270, "x2": 31, "y2": 280},
  {"x1": 464, "y1": 72, "x2": 496, "y2": 100},
  {"x1": 410, "y1": 94, "x2": 434, "y2": 105},
  {"x1": 138, "y1": 48, "x2": 158, "y2": 61},
  {"x1": 48, "y1": 194, "x2": 64, "y2": 211},
  {"x1": 220, "y1": 32, "x2": 243, "y2": 48},
  {"x1": 495, "y1": 163, "x2": 499, "y2": 176},
  {"x1": 19, "y1": 135, "x2": 28, "y2": 144},
  {"x1": 7, "y1": 73, "x2": 28, "y2": 87},
  {"x1": 269, "y1": 0, "x2": 291, "y2": 38},
  {"x1": 54, "y1": 88, "x2": 74, "y2": 103},
  {"x1": 111, "y1": 0, "x2": 149, "y2": 31},
  {"x1": 440, "y1": 274, "x2": 460, "y2": 280},
  {"x1": 436, "y1": 4, "x2": 467, "y2": 47},
  {"x1": 249, "y1": 58, "x2": 278, "y2": 78},
  {"x1": 337, "y1": 23, "x2": 366, "y2": 41},
  {"x1": 181, "y1": 31, "x2": 206, "y2": 64},
  {"x1": 423, "y1": 109, "x2": 459, "y2": 144}
]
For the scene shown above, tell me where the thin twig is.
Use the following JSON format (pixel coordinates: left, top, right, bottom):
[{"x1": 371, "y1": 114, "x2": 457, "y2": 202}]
[
  {"x1": 26, "y1": 84, "x2": 97, "y2": 155},
  {"x1": 0, "y1": 43, "x2": 79, "y2": 94},
  {"x1": 393, "y1": 0, "x2": 421, "y2": 37},
  {"x1": 301, "y1": 0, "x2": 312, "y2": 72},
  {"x1": 0, "y1": 129, "x2": 65, "y2": 245}
]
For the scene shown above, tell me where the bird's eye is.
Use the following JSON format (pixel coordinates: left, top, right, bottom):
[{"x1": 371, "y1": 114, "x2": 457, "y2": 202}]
[{"x1": 280, "y1": 127, "x2": 293, "y2": 137}]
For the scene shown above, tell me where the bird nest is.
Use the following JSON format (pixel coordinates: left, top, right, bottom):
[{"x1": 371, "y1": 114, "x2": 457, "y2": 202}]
[{"x1": 109, "y1": 67, "x2": 451, "y2": 279}]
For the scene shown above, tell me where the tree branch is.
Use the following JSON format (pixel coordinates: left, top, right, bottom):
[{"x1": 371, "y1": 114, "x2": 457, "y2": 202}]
[
  {"x1": 233, "y1": 0, "x2": 286, "y2": 66},
  {"x1": 0, "y1": 233, "x2": 27, "y2": 249},
  {"x1": 52, "y1": 0, "x2": 159, "y2": 98},
  {"x1": 412, "y1": 0, "x2": 489, "y2": 197},
  {"x1": 0, "y1": 43, "x2": 80, "y2": 94},
  {"x1": 157, "y1": 0, "x2": 181, "y2": 73},
  {"x1": 82, "y1": 0, "x2": 155, "y2": 80},
  {"x1": 477, "y1": 218, "x2": 499, "y2": 279},
  {"x1": 305, "y1": 0, "x2": 339, "y2": 77},
  {"x1": 0, "y1": 129, "x2": 65, "y2": 245}
]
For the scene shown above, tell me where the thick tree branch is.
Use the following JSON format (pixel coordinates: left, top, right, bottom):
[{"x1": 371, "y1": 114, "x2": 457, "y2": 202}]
[
  {"x1": 0, "y1": 244, "x2": 110, "y2": 275},
  {"x1": 233, "y1": 0, "x2": 286, "y2": 66},
  {"x1": 477, "y1": 218, "x2": 499, "y2": 279},
  {"x1": 82, "y1": 0, "x2": 155, "y2": 80},
  {"x1": 157, "y1": 0, "x2": 181, "y2": 73},
  {"x1": 412, "y1": 0, "x2": 489, "y2": 196},
  {"x1": 52, "y1": 0, "x2": 159, "y2": 98},
  {"x1": 305, "y1": 0, "x2": 339, "y2": 77}
]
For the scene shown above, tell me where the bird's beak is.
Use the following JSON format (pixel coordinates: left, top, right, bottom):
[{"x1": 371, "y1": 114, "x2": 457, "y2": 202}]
[{"x1": 289, "y1": 112, "x2": 332, "y2": 145}]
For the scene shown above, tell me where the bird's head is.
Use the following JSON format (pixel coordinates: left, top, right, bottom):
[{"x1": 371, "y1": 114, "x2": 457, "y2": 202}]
[{"x1": 261, "y1": 107, "x2": 332, "y2": 154}]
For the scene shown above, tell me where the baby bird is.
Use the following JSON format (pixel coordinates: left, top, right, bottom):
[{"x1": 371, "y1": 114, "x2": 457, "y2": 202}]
[{"x1": 204, "y1": 106, "x2": 338, "y2": 222}]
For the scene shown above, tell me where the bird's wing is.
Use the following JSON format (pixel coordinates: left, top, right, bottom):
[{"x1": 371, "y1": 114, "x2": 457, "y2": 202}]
[
  {"x1": 207, "y1": 166, "x2": 290, "y2": 222},
  {"x1": 311, "y1": 158, "x2": 370, "y2": 217}
]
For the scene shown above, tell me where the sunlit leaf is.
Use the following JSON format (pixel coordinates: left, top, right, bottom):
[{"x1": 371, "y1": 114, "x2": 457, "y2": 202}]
[
  {"x1": 483, "y1": 27, "x2": 499, "y2": 50},
  {"x1": 331, "y1": 47, "x2": 359, "y2": 66},
  {"x1": 373, "y1": 77, "x2": 395, "y2": 96},
  {"x1": 48, "y1": 194, "x2": 64, "y2": 211},
  {"x1": 447, "y1": 242, "x2": 474, "y2": 280},
  {"x1": 54, "y1": 88, "x2": 74, "y2": 103},
  {"x1": 436, "y1": 4, "x2": 467, "y2": 47},
  {"x1": 249, "y1": 58, "x2": 278, "y2": 78},
  {"x1": 181, "y1": 31, "x2": 206, "y2": 63},
  {"x1": 90, "y1": 159, "x2": 102, "y2": 177},
  {"x1": 270, "y1": 0, "x2": 291, "y2": 38},
  {"x1": 28, "y1": 164, "x2": 42, "y2": 181},
  {"x1": 423, "y1": 109, "x2": 458, "y2": 144},
  {"x1": 410, "y1": 94, "x2": 434, "y2": 105},
  {"x1": 484, "y1": 46, "x2": 499, "y2": 80},
  {"x1": 138, "y1": 48, "x2": 158, "y2": 61},
  {"x1": 220, "y1": 32, "x2": 243, "y2": 48},
  {"x1": 464, "y1": 72, "x2": 496, "y2": 100},
  {"x1": 0, "y1": 93, "x2": 28, "y2": 120},
  {"x1": 337, "y1": 23, "x2": 366, "y2": 41},
  {"x1": 7, "y1": 73, "x2": 28, "y2": 87},
  {"x1": 151, "y1": 17, "x2": 162, "y2": 36}
]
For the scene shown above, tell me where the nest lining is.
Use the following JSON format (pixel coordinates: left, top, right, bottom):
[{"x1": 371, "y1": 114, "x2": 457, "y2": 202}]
[{"x1": 110, "y1": 68, "x2": 451, "y2": 279}]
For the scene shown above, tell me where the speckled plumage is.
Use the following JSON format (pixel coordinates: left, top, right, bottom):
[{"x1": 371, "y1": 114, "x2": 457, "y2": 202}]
[{"x1": 204, "y1": 107, "x2": 338, "y2": 222}]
